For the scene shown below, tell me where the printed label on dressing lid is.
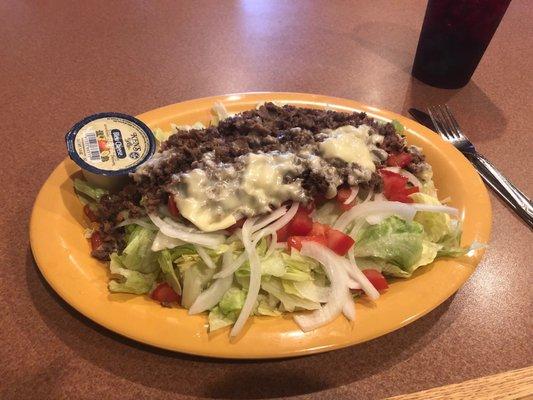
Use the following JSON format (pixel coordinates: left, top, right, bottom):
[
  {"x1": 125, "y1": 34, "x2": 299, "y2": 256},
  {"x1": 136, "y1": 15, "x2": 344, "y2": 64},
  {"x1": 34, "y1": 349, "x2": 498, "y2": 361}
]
[{"x1": 72, "y1": 116, "x2": 152, "y2": 172}]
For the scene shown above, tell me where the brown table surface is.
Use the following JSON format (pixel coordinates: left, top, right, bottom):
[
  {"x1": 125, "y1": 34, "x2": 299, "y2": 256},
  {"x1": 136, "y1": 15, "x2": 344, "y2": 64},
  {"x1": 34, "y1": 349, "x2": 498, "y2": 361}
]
[{"x1": 1, "y1": 1, "x2": 531, "y2": 399}]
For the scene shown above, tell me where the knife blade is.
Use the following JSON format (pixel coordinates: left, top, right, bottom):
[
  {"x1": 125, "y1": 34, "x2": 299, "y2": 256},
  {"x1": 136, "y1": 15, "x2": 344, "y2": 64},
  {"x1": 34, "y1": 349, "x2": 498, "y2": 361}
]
[{"x1": 408, "y1": 108, "x2": 436, "y2": 131}]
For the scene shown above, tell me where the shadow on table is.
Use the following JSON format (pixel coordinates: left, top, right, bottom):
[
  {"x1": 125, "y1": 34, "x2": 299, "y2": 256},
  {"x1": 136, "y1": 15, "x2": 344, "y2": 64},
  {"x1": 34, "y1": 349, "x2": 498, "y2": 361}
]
[
  {"x1": 400, "y1": 77, "x2": 507, "y2": 143},
  {"x1": 350, "y1": 22, "x2": 419, "y2": 74},
  {"x1": 348, "y1": 21, "x2": 507, "y2": 142},
  {"x1": 26, "y1": 249, "x2": 459, "y2": 399}
]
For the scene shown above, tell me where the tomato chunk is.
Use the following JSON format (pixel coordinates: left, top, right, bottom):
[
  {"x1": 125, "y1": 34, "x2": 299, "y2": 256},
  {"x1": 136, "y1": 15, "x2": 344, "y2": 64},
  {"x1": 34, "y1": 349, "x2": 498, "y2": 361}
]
[
  {"x1": 288, "y1": 211, "x2": 313, "y2": 236},
  {"x1": 299, "y1": 201, "x2": 316, "y2": 215},
  {"x1": 309, "y1": 222, "x2": 329, "y2": 237},
  {"x1": 287, "y1": 235, "x2": 328, "y2": 251},
  {"x1": 386, "y1": 152, "x2": 413, "y2": 168},
  {"x1": 325, "y1": 228, "x2": 354, "y2": 256},
  {"x1": 90, "y1": 231, "x2": 102, "y2": 251},
  {"x1": 276, "y1": 224, "x2": 290, "y2": 242},
  {"x1": 167, "y1": 195, "x2": 180, "y2": 218},
  {"x1": 151, "y1": 282, "x2": 180, "y2": 303},
  {"x1": 379, "y1": 169, "x2": 419, "y2": 203},
  {"x1": 362, "y1": 269, "x2": 389, "y2": 291},
  {"x1": 336, "y1": 186, "x2": 357, "y2": 210},
  {"x1": 336, "y1": 187, "x2": 352, "y2": 204},
  {"x1": 83, "y1": 204, "x2": 98, "y2": 222}
]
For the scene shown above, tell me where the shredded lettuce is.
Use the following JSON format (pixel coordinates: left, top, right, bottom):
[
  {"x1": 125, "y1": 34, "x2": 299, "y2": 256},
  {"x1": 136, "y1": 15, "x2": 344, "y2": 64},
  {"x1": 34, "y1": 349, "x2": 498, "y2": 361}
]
[
  {"x1": 181, "y1": 262, "x2": 215, "y2": 308},
  {"x1": 219, "y1": 287, "x2": 246, "y2": 314},
  {"x1": 312, "y1": 201, "x2": 342, "y2": 226},
  {"x1": 260, "y1": 252, "x2": 287, "y2": 277},
  {"x1": 256, "y1": 293, "x2": 282, "y2": 316},
  {"x1": 208, "y1": 306, "x2": 237, "y2": 331},
  {"x1": 354, "y1": 216, "x2": 425, "y2": 269},
  {"x1": 119, "y1": 226, "x2": 158, "y2": 273},
  {"x1": 108, "y1": 253, "x2": 157, "y2": 294},
  {"x1": 261, "y1": 278, "x2": 321, "y2": 312},
  {"x1": 391, "y1": 120, "x2": 405, "y2": 134},
  {"x1": 207, "y1": 285, "x2": 245, "y2": 331},
  {"x1": 411, "y1": 192, "x2": 452, "y2": 242},
  {"x1": 410, "y1": 193, "x2": 475, "y2": 257},
  {"x1": 158, "y1": 250, "x2": 182, "y2": 295},
  {"x1": 73, "y1": 178, "x2": 108, "y2": 201}
]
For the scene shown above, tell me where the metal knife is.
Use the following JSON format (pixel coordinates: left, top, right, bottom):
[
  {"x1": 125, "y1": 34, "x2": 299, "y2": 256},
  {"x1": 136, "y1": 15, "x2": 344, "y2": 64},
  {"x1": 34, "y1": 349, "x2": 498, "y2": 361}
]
[{"x1": 408, "y1": 108, "x2": 437, "y2": 131}]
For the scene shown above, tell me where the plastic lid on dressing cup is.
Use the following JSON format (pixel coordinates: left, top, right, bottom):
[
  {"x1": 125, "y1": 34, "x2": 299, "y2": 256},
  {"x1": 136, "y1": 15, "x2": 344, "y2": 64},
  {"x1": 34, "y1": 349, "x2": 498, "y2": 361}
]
[{"x1": 65, "y1": 112, "x2": 156, "y2": 189}]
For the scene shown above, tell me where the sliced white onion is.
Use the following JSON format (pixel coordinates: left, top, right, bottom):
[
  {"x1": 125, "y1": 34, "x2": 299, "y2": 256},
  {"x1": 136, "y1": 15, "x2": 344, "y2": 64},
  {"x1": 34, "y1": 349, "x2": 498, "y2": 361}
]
[
  {"x1": 230, "y1": 217, "x2": 262, "y2": 337},
  {"x1": 294, "y1": 242, "x2": 351, "y2": 332},
  {"x1": 348, "y1": 248, "x2": 357, "y2": 265},
  {"x1": 116, "y1": 218, "x2": 157, "y2": 230},
  {"x1": 252, "y1": 205, "x2": 288, "y2": 233},
  {"x1": 213, "y1": 252, "x2": 247, "y2": 279},
  {"x1": 293, "y1": 280, "x2": 330, "y2": 303},
  {"x1": 151, "y1": 231, "x2": 186, "y2": 252},
  {"x1": 341, "y1": 258, "x2": 380, "y2": 301},
  {"x1": 265, "y1": 232, "x2": 278, "y2": 258},
  {"x1": 163, "y1": 216, "x2": 225, "y2": 234},
  {"x1": 337, "y1": 201, "x2": 459, "y2": 232},
  {"x1": 195, "y1": 245, "x2": 218, "y2": 269},
  {"x1": 148, "y1": 214, "x2": 225, "y2": 248},
  {"x1": 334, "y1": 201, "x2": 418, "y2": 231},
  {"x1": 344, "y1": 186, "x2": 359, "y2": 205},
  {"x1": 383, "y1": 167, "x2": 422, "y2": 188},
  {"x1": 365, "y1": 213, "x2": 390, "y2": 225},
  {"x1": 188, "y1": 275, "x2": 233, "y2": 314},
  {"x1": 342, "y1": 295, "x2": 356, "y2": 321},
  {"x1": 347, "y1": 279, "x2": 361, "y2": 290},
  {"x1": 372, "y1": 193, "x2": 386, "y2": 202},
  {"x1": 252, "y1": 202, "x2": 299, "y2": 244}
]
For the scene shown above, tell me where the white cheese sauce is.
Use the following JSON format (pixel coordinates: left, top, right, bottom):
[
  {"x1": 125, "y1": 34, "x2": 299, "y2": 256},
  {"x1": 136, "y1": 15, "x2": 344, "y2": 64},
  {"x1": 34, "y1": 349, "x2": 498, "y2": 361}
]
[{"x1": 167, "y1": 125, "x2": 381, "y2": 231}]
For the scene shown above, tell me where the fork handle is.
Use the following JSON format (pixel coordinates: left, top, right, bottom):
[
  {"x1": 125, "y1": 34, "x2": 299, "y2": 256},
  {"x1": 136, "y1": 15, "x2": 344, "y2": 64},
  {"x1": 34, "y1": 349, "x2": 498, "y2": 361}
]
[{"x1": 467, "y1": 152, "x2": 533, "y2": 229}]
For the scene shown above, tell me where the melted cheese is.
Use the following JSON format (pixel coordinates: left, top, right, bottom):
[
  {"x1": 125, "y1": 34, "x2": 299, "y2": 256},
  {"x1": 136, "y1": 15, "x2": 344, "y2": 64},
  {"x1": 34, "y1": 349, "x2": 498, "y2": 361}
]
[
  {"x1": 174, "y1": 153, "x2": 305, "y2": 232},
  {"x1": 319, "y1": 125, "x2": 376, "y2": 171}
]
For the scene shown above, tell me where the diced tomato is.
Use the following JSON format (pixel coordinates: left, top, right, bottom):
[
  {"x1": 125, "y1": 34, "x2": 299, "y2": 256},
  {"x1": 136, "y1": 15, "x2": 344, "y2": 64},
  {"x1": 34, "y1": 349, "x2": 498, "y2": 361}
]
[
  {"x1": 276, "y1": 224, "x2": 290, "y2": 242},
  {"x1": 325, "y1": 228, "x2": 354, "y2": 256},
  {"x1": 299, "y1": 200, "x2": 316, "y2": 215},
  {"x1": 339, "y1": 202, "x2": 355, "y2": 211},
  {"x1": 336, "y1": 187, "x2": 352, "y2": 204},
  {"x1": 287, "y1": 235, "x2": 328, "y2": 251},
  {"x1": 167, "y1": 195, "x2": 180, "y2": 218},
  {"x1": 379, "y1": 169, "x2": 419, "y2": 203},
  {"x1": 227, "y1": 218, "x2": 246, "y2": 234},
  {"x1": 362, "y1": 269, "x2": 389, "y2": 291},
  {"x1": 386, "y1": 152, "x2": 413, "y2": 168},
  {"x1": 288, "y1": 211, "x2": 313, "y2": 236},
  {"x1": 309, "y1": 222, "x2": 329, "y2": 237},
  {"x1": 90, "y1": 231, "x2": 102, "y2": 251},
  {"x1": 83, "y1": 204, "x2": 98, "y2": 222},
  {"x1": 151, "y1": 282, "x2": 180, "y2": 303},
  {"x1": 336, "y1": 186, "x2": 356, "y2": 210}
]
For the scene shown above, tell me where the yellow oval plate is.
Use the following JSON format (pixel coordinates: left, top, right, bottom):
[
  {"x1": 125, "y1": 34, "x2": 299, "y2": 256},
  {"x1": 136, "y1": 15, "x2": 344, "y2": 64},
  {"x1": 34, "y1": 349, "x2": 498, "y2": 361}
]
[{"x1": 30, "y1": 93, "x2": 491, "y2": 359}]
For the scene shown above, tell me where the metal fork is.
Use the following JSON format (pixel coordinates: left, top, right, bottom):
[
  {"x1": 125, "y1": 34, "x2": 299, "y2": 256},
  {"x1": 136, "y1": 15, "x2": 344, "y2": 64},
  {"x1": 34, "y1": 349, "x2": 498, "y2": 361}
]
[{"x1": 428, "y1": 104, "x2": 533, "y2": 229}]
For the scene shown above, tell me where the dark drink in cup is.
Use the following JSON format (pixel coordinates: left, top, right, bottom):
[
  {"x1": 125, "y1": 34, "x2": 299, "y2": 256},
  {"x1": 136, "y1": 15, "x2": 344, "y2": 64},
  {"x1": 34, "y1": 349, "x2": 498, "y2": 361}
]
[{"x1": 412, "y1": 0, "x2": 511, "y2": 89}]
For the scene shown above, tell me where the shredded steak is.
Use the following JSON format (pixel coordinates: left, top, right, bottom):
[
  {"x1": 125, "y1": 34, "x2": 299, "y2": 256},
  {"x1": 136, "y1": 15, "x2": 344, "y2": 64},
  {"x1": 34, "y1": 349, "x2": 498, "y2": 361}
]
[{"x1": 90, "y1": 103, "x2": 425, "y2": 259}]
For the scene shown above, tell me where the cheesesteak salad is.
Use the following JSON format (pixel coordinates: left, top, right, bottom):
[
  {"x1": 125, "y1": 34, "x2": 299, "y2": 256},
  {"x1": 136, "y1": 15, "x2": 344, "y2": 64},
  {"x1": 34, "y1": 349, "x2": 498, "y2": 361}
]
[{"x1": 74, "y1": 102, "x2": 476, "y2": 336}]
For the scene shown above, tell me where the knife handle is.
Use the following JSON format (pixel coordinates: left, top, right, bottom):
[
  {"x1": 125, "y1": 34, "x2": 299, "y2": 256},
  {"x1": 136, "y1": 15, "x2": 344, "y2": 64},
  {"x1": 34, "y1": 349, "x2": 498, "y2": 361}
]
[{"x1": 467, "y1": 152, "x2": 533, "y2": 229}]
